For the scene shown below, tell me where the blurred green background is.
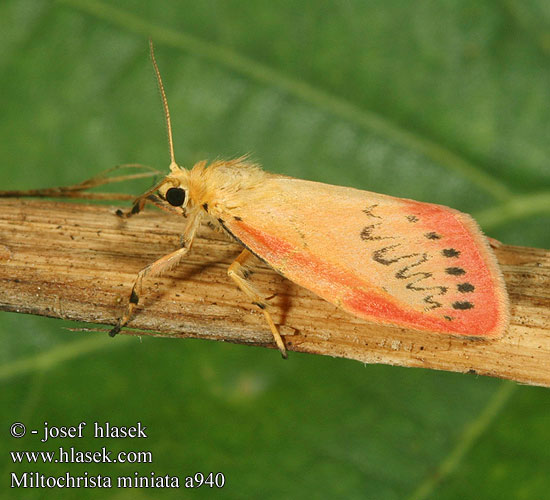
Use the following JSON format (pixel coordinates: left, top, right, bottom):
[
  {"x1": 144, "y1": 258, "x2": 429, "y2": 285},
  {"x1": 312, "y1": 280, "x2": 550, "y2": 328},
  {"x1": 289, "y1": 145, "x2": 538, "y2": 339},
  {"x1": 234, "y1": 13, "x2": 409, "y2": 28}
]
[{"x1": 1, "y1": 0, "x2": 550, "y2": 498}]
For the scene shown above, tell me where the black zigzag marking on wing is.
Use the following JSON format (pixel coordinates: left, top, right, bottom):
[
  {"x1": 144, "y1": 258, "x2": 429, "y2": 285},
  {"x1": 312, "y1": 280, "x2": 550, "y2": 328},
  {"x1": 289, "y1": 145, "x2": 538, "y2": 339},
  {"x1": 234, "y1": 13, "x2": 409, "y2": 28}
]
[
  {"x1": 371, "y1": 244, "x2": 419, "y2": 265},
  {"x1": 365, "y1": 209, "x2": 444, "y2": 309},
  {"x1": 360, "y1": 223, "x2": 395, "y2": 242},
  {"x1": 362, "y1": 204, "x2": 382, "y2": 219},
  {"x1": 371, "y1": 248, "x2": 445, "y2": 310},
  {"x1": 394, "y1": 254, "x2": 448, "y2": 310}
]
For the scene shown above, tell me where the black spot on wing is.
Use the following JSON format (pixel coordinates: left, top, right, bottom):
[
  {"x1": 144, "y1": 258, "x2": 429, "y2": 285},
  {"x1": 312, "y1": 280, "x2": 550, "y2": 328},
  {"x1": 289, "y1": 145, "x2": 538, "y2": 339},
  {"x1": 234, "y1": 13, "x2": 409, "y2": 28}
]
[
  {"x1": 425, "y1": 232, "x2": 442, "y2": 240},
  {"x1": 446, "y1": 267, "x2": 466, "y2": 276},
  {"x1": 457, "y1": 282, "x2": 475, "y2": 293},
  {"x1": 452, "y1": 301, "x2": 474, "y2": 310},
  {"x1": 442, "y1": 248, "x2": 460, "y2": 257},
  {"x1": 406, "y1": 215, "x2": 419, "y2": 223}
]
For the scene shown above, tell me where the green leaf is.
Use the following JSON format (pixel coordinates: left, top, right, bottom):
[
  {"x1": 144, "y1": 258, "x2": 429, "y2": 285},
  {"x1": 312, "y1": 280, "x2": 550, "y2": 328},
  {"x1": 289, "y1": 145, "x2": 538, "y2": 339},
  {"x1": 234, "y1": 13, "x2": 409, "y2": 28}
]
[{"x1": 1, "y1": 1, "x2": 549, "y2": 498}]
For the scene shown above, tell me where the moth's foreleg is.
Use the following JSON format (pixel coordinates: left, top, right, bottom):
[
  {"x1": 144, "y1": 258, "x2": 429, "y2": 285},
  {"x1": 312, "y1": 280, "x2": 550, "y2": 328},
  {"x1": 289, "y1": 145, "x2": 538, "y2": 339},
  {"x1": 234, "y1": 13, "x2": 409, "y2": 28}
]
[
  {"x1": 115, "y1": 177, "x2": 175, "y2": 219},
  {"x1": 228, "y1": 249, "x2": 287, "y2": 359},
  {"x1": 115, "y1": 198, "x2": 147, "y2": 219},
  {"x1": 110, "y1": 211, "x2": 201, "y2": 336},
  {"x1": 109, "y1": 245, "x2": 191, "y2": 336}
]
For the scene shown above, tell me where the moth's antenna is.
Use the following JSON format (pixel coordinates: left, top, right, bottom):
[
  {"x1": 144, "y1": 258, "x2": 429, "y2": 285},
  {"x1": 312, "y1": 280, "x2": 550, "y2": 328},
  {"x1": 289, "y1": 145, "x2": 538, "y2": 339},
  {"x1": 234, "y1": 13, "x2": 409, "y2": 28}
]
[{"x1": 149, "y1": 38, "x2": 178, "y2": 172}]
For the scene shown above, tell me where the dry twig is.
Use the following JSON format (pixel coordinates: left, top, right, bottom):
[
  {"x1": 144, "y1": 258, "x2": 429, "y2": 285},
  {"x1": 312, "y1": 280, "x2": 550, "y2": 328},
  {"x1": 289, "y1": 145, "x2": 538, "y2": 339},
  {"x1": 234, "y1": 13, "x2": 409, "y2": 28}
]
[{"x1": 0, "y1": 199, "x2": 548, "y2": 386}]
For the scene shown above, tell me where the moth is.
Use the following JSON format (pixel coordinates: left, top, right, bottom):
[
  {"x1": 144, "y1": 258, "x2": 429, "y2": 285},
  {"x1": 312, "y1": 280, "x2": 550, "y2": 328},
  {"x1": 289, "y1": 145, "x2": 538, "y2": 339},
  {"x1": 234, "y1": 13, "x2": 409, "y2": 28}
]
[{"x1": 109, "y1": 42, "x2": 509, "y2": 358}]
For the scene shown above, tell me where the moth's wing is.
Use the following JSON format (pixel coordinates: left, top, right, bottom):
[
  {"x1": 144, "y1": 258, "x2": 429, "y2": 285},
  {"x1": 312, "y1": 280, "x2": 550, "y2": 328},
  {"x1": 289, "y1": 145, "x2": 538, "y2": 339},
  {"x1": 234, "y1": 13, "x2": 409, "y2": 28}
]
[{"x1": 221, "y1": 178, "x2": 509, "y2": 337}]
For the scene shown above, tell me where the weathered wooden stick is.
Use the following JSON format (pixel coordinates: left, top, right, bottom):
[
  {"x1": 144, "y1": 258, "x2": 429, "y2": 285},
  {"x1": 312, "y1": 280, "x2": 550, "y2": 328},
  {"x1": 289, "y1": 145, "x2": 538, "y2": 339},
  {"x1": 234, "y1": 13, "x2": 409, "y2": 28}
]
[{"x1": 0, "y1": 199, "x2": 548, "y2": 386}]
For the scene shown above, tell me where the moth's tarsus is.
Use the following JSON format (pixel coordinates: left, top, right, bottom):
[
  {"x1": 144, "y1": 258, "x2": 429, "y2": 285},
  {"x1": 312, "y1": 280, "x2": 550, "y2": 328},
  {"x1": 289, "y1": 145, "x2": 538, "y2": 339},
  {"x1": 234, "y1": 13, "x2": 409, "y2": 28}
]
[
  {"x1": 109, "y1": 324, "x2": 121, "y2": 337},
  {"x1": 129, "y1": 290, "x2": 139, "y2": 304},
  {"x1": 115, "y1": 204, "x2": 140, "y2": 219}
]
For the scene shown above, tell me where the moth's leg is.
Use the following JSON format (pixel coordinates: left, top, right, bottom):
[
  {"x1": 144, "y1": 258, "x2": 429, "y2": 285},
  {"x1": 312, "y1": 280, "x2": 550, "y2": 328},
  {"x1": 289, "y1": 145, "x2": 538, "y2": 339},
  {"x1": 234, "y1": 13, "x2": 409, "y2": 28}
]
[
  {"x1": 486, "y1": 236, "x2": 503, "y2": 249},
  {"x1": 109, "y1": 246, "x2": 189, "y2": 336},
  {"x1": 115, "y1": 194, "x2": 178, "y2": 219},
  {"x1": 115, "y1": 197, "x2": 147, "y2": 219},
  {"x1": 228, "y1": 249, "x2": 287, "y2": 359},
  {"x1": 0, "y1": 164, "x2": 159, "y2": 200},
  {"x1": 115, "y1": 178, "x2": 174, "y2": 219},
  {"x1": 109, "y1": 210, "x2": 201, "y2": 336},
  {"x1": 145, "y1": 195, "x2": 185, "y2": 216}
]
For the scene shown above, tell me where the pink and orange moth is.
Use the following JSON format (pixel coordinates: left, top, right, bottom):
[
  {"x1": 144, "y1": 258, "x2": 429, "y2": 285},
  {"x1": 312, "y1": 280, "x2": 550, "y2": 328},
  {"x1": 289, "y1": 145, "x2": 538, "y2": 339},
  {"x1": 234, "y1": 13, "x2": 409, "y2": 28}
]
[{"x1": 110, "y1": 42, "x2": 510, "y2": 358}]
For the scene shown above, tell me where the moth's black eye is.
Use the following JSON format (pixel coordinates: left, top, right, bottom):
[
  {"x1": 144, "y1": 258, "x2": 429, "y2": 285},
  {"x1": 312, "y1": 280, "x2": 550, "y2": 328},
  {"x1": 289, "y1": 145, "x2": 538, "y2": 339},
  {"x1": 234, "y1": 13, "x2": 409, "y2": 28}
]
[{"x1": 166, "y1": 187, "x2": 186, "y2": 207}]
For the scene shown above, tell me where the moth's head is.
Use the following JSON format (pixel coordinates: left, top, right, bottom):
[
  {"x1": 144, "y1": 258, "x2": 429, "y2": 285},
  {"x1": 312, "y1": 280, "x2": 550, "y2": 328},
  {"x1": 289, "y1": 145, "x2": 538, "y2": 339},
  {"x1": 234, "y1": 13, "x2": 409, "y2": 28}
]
[{"x1": 157, "y1": 165, "x2": 190, "y2": 212}]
